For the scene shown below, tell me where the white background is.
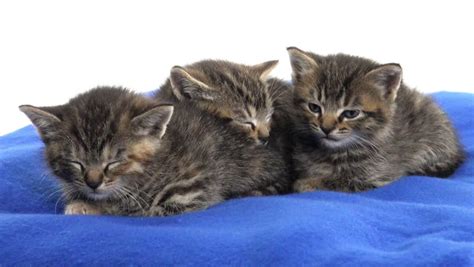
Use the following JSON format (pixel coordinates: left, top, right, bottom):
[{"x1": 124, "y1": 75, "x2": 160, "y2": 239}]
[{"x1": 1, "y1": 0, "x2": 473, "y2": 136}]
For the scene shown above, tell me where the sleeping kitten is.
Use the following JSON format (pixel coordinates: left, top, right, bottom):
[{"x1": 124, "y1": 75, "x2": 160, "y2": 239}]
[
  {"x1": 286, "y1": 47, "x2": 465, "y2": 192},
  {"x1": 155, "y1": 60, "x2": 280, "y2": 145},
  {"x1": 20, "y1": 87, "x2": 290, "y2": 216}
]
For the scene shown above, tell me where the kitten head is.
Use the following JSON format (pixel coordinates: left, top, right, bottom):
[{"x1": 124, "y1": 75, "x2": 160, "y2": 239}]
[
  {"x1": 20, "y1": 87, "x2": 173, "y2": 201},
  {"x1": 167, "y1": 60, "x2": 279, "y2": 145},
  {"x1": 287, "y1": 47, "x2": 402, "y2": 150}
]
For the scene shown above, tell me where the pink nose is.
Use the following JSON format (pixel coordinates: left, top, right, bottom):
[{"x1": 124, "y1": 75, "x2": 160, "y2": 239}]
[{"x1": 85, "y1": 169, "x2": 103, "y2": 189}]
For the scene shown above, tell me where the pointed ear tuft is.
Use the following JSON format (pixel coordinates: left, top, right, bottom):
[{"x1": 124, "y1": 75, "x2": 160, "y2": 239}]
[
  {"x1": 287, "y1": 47, "x2": 318, "y2": 80},
  {"x1": 169, "y1": 66, "x2": 215, "y2": 101},
  {"x1": 131, "y1": 105, "x2": 174, "y2": 138},
  {"x1": 19, "y1": 105, "x2": 62, "y2": 140},
  {"x1": 364, "y1": 64, "x2": 402, "y2": 101},
  {"x1": 253, "y1": 60, "x2": 279, "y2": 81}
]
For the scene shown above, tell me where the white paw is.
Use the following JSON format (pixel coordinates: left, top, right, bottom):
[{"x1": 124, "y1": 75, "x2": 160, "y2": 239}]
[{"x1": 64, "y1": 202, "x2": 101, "y2": 215}]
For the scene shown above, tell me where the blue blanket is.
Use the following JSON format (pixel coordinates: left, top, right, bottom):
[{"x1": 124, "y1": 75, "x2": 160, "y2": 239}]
[{"x1": 0, "y1": 92, "x2": 473, "y2": 266}]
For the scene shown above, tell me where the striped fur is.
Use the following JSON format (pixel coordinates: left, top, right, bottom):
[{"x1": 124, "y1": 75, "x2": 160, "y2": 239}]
[
  {"x1": 21, "y1": 87, "x2": 290, "y2": 216},
  {"x1": 286, "y1": 47, "x2": 465, "y2": 192},
  {"x1": 155, "y1": 60, "x2": 280, "y2": 145}
]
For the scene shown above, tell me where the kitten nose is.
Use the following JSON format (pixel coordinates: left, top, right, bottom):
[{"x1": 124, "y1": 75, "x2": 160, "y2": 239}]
[
  {"x1": 85, "y1": 169, "x2": 104, "y2": 189},
  {"x1": 257, "y1": 124, "x2": 270, "y2": 145},
  {"x1": 85, "y1": 179, "x2": 102, "y2": 190},
  {"x1": 321, "y1": 127, "x2": 334, "y2": 135}
]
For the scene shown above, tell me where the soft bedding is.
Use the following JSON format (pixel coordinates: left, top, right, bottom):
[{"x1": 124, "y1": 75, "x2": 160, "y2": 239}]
[{"x1": 0, "y1": 92, "x2": 473, "y2": 266}]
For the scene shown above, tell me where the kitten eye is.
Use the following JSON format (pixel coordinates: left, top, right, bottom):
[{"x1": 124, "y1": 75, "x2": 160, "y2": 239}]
[
  {"x1": 244, "y1": 122, "x2": 256, "y2": 130},
  {"x1": 222, "y1": 117, "x2": 234, "y2": 124},
  {"x1": 116, "y1": 148, "x2": 127, "y2": 157},
  {"x1": 105, "y1": 160, "x2": 125, "y2": 172},
  {"x1": 342, "y1": 109, "x2": 361, "y2": 119},
  {"x1": 67, "y1": 160, "x2": 84, "y2": 172},
  {"x1": 308, "y1": 103, "x2": 321, "y2": 114}
]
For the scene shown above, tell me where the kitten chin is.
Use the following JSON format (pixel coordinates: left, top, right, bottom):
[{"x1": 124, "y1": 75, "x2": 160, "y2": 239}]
[
  {"x1": 306, "y1": 125, "x2": 358, "y2": 150},
  {"x1": 317, "y1": 136, "x2": 357, "y2": 150},
  {"x1": 80, "y1": 181, "x2": 122, "y2": 200},
  {"x1": 84, "y1": 190, "x2": 112, "y2": 201}
]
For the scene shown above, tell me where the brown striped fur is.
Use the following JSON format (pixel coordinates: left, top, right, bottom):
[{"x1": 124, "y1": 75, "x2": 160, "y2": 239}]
[
  {"x1": 155, "y1": 60, "x2": 280, "y2": 145},
  {"x1": 20, "y1": 87, "x2": 290, "y2": 216},
  {"x1": 286, "y1": 47, "x2": 465, "y2": 192}
]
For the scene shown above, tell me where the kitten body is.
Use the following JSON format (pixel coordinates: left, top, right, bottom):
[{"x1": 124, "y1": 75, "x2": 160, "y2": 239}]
[
  {"x1": 156, "y1": 60, "x2": 295, "y2": 194},
  {"x1": 21, "y1": 87, "x2": 290, "y2": 216},
  {"x1": 286, "y1": 48, "x2": 464, "y2": 192},
  {"x1": 155, "y1": 59, "x2": 280, "y2": 145}
]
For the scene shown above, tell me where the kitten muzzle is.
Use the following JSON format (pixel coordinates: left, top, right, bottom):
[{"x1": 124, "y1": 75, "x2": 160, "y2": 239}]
[{"x1": 85, "y1": 169, "x2": 104, "y2": 189}]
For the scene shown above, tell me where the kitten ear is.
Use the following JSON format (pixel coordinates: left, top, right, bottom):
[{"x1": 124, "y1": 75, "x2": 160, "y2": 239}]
[
  {"x1": 131, "y1": 105, "x2": 174, "y2": 138},
  {"x1": 287, "y1": 47, "x2": 318, "y2": 79},
  {"x1": 364, "y1": 64, "x2": 402, "y2": 101},
  {"x1": 169, "y1": 66, "x2": 215, "y2": 101},
  {"x1": 19, "y1": 105, "x2": 62, "y2": 140},
  {"x1": 252, "y1": 60, "x2": 279, "y2": 81}
]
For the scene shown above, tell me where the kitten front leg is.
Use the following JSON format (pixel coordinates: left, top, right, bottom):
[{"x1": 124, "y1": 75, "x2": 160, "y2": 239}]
[
  {"x1": 293, "y1": 177, "x2": 326, "y2": 192},
  {"x1": 142, "y1": 202, "x2": 209, "y2": 217},
  {"x1": 293, "y1": 176, "x2": 378, "y2": 193},
  {"x1": 245, "y1": 182, "x2": 290, "y2": 196},
  {"x1": 64, "y1": 201, "x2": 102, "y2": 215}
]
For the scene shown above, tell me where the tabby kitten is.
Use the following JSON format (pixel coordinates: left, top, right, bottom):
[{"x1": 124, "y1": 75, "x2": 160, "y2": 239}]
[
  {"x1": 286, "y1": 47, "x2": 464, "y2": 192},
  {"x1": 155, "y1": 59, "x2": 280, "y2": 145},
  {"x1": 20, "y1": 87, "x2": 290, "y2": 216}
]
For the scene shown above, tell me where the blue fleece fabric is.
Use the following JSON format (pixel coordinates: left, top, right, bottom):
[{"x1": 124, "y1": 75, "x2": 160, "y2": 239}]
[{"x1": 0, "y1": 92, "x2": 473, "y2": 266}]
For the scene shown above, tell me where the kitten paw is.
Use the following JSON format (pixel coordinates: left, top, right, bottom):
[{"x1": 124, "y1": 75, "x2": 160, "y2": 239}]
[
  {"x1": 293, "y1": 178, "x2": 325, "y2": 192},
  {"x1": 247, "y1": 190, "x2": 264, "y2": 196},
  {"x1": 140, "y1": 206, "x2": 166, "y2": 216},
  {"x1": 64, "y1": 202, "x2": 101, "y2": 215}
]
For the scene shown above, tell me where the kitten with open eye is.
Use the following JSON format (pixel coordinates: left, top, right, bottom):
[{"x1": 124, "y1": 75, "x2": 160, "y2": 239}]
[
  {"x1": 155, "y1": 60, "x2": 280, "y2": 145},
  {"x1": 286, "y1": 47, "x2": 465, "y2": 192},
  {"x1": 20, "y1": 87, "x2": 290, "y2": 216}
]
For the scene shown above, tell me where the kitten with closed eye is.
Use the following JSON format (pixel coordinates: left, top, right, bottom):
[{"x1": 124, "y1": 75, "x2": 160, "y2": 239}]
[
  {"x1": 155, "y1": 60, "x2": 280, "y2": 145},
  {"x1": 20, "y1": 87, "x2": 290, "y2": 216},
  {"x1": 286, "y1": 47, "x2": 464, "y2": 192}
]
